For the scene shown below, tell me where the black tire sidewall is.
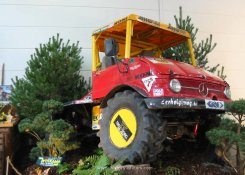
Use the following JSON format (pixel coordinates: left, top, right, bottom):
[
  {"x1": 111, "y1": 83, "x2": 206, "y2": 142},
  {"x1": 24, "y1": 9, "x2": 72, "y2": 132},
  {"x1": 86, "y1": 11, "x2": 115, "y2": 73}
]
[{"x1": 100, "y1": 92, "x2": 147, "y2": 159}]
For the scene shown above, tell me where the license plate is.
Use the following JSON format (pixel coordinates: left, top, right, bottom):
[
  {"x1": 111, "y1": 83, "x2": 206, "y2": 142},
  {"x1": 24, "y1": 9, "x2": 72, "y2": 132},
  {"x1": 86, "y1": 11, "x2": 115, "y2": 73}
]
[{"x1": 205, "y1": 100, "x2": 225, "y2": 110}]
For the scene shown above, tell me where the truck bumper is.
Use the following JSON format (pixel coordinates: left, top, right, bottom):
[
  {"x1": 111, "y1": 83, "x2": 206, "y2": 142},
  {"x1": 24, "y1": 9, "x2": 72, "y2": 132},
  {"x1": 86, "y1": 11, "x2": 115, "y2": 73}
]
[{"x1": 144, "y1": 97, "x2": 226, "y2": 111}]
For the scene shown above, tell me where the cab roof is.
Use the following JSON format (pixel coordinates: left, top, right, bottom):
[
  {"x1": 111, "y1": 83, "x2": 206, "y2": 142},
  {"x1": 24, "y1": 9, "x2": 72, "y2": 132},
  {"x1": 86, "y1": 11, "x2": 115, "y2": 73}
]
[{"x1": 93, "y1": 14, "x2": 191, "y2": 57}]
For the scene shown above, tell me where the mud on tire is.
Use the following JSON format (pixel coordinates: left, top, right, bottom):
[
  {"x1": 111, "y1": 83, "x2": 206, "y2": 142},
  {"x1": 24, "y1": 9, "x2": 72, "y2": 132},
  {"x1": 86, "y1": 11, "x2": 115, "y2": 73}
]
[{"x1": 97, "y1": 90, "x2": 166, "y2": 164}]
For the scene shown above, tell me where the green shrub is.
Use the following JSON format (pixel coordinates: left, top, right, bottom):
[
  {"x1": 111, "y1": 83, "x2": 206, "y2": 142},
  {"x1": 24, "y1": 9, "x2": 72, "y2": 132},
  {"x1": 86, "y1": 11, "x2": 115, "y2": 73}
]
[
  {"x1": 29, "y1": 147, "x2": 42, "y2": 162},
  {"x1": 207, "y1": 99, "x2": 245, "y2": 175}
]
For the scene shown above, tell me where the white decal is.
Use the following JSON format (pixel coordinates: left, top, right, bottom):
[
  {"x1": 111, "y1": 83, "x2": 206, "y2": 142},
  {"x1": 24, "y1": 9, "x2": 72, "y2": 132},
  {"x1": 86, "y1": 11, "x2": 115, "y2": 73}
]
[
  {"x1": 161, "y1": 98, "x2": 198, "y2": 107},
  {"x1": 153, "y1": 88, "x2": 164, "y2": 97},
  {"x1": 148, "y1": 59, "x2": 159, "y2": 64},
  {"x1": 147, "y1": 58, "x2": 173, "y2": 65},
  {"x1": 75, "y1": 94, "x2": 93, "y2": 104},
  {"x1": 92, "y1": 125, "x2": 100, "y2": 130},
  {"x1": 129, "y1": 64, "x2": 141, "y2": 71},
  {"x1": 142, "y1": 76, "x2": 157, "y2": 92},
  {"x1": 205, "y1": 100, "x2": 224, "y2": 110}
]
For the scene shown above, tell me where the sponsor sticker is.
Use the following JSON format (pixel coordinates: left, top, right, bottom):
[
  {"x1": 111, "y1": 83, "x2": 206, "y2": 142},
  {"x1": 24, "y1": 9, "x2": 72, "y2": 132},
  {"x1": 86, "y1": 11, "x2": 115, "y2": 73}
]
[
  {"x1": 142, "y1": 75, "x2": 157, "y2": 92},
  {"x1": 114, "y1": 115, "x2": 132, "y2": 141},
  {"x1": 205, "y1": 100, "x2": 224, "y2": 110},
  {"x1": 92, "y1": 115, "x2": 100, "y2": 130},
  {"x1": 114, "y1": 17, "x2": 127, "y2": 25},
  {"x1": 138, "y1": 16, "x2": 160, "y2": 27},
  {"x1": 93, "y1": 24, "x2": 112, "y2": 34},
  {"x1": 168, "y1": 25, "x2": 186, "y2": 35},
  {"x1": 147, "y1": 58, "x2": 173, "y2": 65},
  {"x1": 161, "y1": 98, "x2": 198, "y2": 108},
  {"x1": 36, "y1": 157, "x2": 62, "y2": 167},
  {"x1": 153, "y1": 88, "x2": 164, "y2": 97},
  {"x1": 129, "y1": 64, "x2": 140, "y2": 71},
  {"x1": 92, "y1": 125, "x2": 100, "y2": 130},
  {"x1": 76, "y1": 93, "x2": 93, "y2": 104}
]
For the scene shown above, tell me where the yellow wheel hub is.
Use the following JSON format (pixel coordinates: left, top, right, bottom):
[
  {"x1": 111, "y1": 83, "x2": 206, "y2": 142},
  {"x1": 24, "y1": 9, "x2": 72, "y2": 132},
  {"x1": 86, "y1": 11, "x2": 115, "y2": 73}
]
[{"x1": 109, "y1": 108, "x2": 137, "y2": 148}]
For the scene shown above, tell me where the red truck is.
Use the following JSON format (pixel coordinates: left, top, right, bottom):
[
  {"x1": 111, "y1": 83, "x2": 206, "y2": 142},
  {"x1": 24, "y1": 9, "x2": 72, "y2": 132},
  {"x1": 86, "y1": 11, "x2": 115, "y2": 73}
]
[{"x1": 65, "y1": 14, "x2": 231, "y2": 163}]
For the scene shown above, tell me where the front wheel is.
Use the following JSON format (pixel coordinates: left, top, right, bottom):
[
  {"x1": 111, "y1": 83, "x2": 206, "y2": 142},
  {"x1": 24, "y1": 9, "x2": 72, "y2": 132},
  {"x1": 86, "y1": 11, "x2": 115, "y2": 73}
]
[{"x1": 97, "y1": 90, "x2": 166, "y2": 164}]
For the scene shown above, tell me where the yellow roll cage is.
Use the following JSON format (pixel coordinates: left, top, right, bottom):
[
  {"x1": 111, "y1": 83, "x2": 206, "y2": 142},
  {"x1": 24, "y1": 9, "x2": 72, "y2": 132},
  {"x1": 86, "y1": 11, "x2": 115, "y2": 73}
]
[{"x1": 92, "y1": 14, "x2": 196, "y2": 71}]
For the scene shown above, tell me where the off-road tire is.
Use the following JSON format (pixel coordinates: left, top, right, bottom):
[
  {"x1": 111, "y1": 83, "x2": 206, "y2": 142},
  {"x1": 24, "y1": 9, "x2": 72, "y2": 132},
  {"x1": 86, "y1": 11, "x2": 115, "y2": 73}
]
[{"x1": 97, "y1": 90, "x2": 166, "y2": 164}]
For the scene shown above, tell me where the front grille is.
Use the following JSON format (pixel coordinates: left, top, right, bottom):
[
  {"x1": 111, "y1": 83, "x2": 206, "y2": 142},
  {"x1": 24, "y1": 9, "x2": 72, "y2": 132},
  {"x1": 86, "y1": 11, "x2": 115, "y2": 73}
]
[{"x1": 179, "y1": 79, "x2": 223, "y2": 97}]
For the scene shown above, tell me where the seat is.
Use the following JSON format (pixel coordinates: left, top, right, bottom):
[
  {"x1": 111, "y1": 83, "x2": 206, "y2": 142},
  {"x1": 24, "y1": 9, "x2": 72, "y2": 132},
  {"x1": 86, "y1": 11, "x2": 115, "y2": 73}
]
[
  {"x1": 101, "y1": 38, "x2": 118, "y2": 70},
  {"x1": 101, "y1": 56, "x2": 115, "y2": 70}
]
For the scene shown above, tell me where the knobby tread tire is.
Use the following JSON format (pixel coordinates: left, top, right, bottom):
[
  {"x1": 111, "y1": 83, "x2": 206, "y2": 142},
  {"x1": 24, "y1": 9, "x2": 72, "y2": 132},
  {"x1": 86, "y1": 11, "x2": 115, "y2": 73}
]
[{"x1": 97, "y1": 90, "x2": 166, "y2": 164}]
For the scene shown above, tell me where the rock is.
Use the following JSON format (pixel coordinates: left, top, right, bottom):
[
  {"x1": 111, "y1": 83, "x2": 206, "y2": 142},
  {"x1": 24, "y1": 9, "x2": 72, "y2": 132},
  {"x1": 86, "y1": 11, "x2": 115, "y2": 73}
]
[
  {"x1": 197, "y1": 163, "x2": 236, "y2": 175},
  {"x1": 114, "y1": 164, "x2": 152, "y2": 175}
]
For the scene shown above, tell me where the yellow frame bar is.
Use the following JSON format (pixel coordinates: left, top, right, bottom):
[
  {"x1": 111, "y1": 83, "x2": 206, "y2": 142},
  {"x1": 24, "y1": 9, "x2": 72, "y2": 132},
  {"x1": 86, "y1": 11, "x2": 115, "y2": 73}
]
[
  {"x1": 92, "y1": 35, "x2": 100, "y2": 71},
  {"x1": 92, "y1": 14, "x2": 197, "y2": 71},
  {"x1": 125, "y1": 19, "x2": 133, "y2": 58},
  {"x1": 187, "y1": 38, "x2": 196, "y2": 66}
]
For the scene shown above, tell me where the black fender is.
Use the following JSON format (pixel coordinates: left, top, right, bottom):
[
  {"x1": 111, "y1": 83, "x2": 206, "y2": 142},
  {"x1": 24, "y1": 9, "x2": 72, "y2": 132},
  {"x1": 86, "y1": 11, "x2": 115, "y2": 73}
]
[{"x1": 100, "y1": 85, "x2": 148, "y2": 108}]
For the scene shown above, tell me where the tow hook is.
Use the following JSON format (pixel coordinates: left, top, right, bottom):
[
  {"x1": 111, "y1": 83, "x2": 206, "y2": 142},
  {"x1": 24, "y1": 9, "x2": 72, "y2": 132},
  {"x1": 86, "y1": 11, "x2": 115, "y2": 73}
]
[{"x1": 194, "y1": 122, "x2": 199, "y2": 137}]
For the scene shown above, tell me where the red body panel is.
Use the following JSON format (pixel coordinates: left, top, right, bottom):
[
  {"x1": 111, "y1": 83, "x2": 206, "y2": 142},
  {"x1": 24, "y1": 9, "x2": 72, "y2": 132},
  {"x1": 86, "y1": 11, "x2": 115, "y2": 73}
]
[{"x1": 92, "y1": 57, "x2": 230, "y2": 103}]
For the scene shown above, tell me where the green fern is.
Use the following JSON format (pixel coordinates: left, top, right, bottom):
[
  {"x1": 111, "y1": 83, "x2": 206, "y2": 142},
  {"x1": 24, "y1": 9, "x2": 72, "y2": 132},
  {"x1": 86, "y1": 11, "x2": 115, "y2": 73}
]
[
  {"x1": 84, "y1": 154, "x2": 100, "y2": 165},
  {"x1": 93, "y1": 155, "x2": 111, "y2": 175},
  {"x1": 164, "y1": 166, "x2": 181, "y2": 175},
  {"x1": 94, "y1": 148, "x2": 104, "y2": 155},
  {"x1": 72, "y1": 153, "x2": 122, "y2": 175},
  {"x1": 57, "y1": 163, "x2": 72, "y2": 174},
  {"x1": 72, "y1": 168, "x2": 91, "y2": 175}
]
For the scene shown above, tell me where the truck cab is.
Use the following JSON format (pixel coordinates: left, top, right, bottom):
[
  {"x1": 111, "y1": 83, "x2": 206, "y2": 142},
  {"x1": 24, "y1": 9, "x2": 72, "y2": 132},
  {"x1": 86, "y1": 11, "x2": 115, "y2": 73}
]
[{"x1": 91, "y1": 14, "x2": 230, "y2": 108}]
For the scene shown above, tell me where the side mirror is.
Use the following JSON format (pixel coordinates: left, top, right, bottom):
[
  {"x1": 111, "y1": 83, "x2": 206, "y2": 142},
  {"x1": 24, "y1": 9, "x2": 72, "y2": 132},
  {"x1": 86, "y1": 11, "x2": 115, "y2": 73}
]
[{"x1": 104, "y1": 38, "x2": 119, "y2": 56}]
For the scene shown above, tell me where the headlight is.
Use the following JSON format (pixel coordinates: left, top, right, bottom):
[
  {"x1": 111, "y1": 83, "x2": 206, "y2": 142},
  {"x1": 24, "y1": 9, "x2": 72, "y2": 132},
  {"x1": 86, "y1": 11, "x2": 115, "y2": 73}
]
[
  {"x1": 169, "y1": 79, "x2": 181, "y2": 93},
  {"x1": 224, "y1": 86, "x2": 231, "y2": 99}
]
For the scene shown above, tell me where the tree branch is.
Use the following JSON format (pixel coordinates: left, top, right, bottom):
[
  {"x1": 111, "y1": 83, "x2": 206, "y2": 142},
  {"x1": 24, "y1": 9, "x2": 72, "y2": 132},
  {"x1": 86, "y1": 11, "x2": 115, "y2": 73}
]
[
  {"x1": 223, "y1": 148, "x2": 238, "y2": 174},
  {"x1": 232, "y1": 114, "x2": 239, "y2": 121}
]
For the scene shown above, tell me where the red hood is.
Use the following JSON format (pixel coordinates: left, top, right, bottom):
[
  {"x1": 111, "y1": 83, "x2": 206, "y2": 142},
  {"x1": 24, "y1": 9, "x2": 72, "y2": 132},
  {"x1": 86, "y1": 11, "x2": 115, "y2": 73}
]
[{"x1": 144, "y1": 57, "x2": 224, "y2": 83}]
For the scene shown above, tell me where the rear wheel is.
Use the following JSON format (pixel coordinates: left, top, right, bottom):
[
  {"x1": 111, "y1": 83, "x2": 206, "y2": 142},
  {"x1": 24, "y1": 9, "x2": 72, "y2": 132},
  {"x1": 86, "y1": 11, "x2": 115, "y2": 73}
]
[{"x1": 97, "y1": 90, "x2": 166, "y2": 164}]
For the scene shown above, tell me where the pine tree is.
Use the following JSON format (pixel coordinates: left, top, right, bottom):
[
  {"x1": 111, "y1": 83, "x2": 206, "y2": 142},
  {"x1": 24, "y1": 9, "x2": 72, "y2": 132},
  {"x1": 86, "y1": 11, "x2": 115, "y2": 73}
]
[
  {"x1": 11, "y1": 34, "x2": 89, "y2": 159},
  {"x1": 11, "y1": 34, "x2": 89, "y2": 119},
  {"x1": 164, "y1": 7, "x2": 222, "y2": 74}
]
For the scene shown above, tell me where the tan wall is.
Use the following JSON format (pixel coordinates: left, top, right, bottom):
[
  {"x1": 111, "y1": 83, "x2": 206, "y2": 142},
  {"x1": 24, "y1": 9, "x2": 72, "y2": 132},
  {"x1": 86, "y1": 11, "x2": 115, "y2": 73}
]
[
  {"x1": 0, "y1": 65, "x2": 2, "y2": 85},
  {"x1": 0, "y1": 0, "x2": 244, "y2": 100}
]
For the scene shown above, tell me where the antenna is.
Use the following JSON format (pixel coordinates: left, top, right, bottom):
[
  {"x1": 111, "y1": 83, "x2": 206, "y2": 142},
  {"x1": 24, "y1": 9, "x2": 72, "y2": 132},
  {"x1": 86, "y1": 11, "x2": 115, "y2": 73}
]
[
  {"x1": 158, "y1": 0, "x2": 161, "y2": 22},
  {"x1": 1, "y1": 63, "x2": 4, "y2": 85}
]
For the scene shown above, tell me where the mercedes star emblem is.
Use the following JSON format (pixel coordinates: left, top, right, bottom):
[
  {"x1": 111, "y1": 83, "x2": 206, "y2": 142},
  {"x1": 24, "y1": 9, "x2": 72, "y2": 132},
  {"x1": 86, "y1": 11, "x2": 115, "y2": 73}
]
[{"x1": 199, "y1": 83, "x2": 208, "y2": 96}]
